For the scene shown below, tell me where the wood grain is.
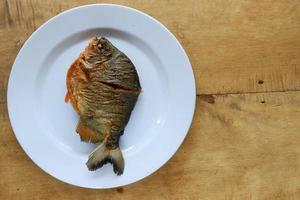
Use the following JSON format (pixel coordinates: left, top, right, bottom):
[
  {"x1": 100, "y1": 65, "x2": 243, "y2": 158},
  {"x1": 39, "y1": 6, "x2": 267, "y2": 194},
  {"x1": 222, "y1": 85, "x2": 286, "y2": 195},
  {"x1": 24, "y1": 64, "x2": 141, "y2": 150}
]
[
  {"x1": 1, "y1": 0, "x2": 300, "y2": 199},
  {"x1": 2, "y1": 92, "x2": 300, "y2": 199},
  {"x1": 1, "y1": 0, "x2": 300, "y2": 95}
]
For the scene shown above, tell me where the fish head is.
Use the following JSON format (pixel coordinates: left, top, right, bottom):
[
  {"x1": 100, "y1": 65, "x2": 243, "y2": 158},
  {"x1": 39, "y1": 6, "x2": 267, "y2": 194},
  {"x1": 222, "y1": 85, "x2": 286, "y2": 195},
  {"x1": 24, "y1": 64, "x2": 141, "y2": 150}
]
[{"x1": 81, "y1": 37, "x2": 114, "y2": 70}]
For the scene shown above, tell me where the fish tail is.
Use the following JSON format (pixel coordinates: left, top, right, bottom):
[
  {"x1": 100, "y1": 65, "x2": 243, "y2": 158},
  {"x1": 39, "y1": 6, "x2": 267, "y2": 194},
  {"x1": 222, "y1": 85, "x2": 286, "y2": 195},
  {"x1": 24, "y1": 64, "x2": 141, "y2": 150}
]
[{"x1": 86, "y1": 143, "x2": 124, "y2": 175}]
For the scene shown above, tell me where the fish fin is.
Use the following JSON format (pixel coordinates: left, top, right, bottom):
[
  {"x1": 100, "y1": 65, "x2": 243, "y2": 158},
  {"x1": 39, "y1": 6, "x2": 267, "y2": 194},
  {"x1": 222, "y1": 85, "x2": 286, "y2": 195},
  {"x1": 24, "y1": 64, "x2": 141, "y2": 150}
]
[
  {"x1": 66, "y1": 60, "x2": 80, "y2": 112},
  {"x1": 64, "y1": 92, "x2": 70, "y2": 103},
  {"x1": 76, "y1": 121, "x2": 102, "y2": 143},
  {"x1": 86, "y1": 144, "x2": 124, "y2": 175}
]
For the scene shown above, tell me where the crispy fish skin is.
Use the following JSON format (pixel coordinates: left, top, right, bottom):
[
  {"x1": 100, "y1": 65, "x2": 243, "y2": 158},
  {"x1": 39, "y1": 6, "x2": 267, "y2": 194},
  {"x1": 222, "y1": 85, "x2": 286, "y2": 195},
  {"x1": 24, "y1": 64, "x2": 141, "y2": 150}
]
[{"x1": 65, "y1": 37, "x2": 141, "y2": 175}]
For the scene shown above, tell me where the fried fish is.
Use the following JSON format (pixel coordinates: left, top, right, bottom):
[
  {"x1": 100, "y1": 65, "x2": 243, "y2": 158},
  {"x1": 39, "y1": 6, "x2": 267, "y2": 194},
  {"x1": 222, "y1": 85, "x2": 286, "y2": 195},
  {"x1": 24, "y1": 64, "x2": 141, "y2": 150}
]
[{"x1": 65, "y1": 37, "x2": 141, "y2": 175}]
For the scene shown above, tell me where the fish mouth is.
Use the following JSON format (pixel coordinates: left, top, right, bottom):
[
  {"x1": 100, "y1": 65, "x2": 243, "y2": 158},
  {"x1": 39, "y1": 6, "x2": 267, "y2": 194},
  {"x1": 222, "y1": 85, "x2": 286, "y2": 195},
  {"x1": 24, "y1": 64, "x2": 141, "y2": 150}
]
[{"x1": 94, "y1": 36, "x2": 110, "y2": 47}]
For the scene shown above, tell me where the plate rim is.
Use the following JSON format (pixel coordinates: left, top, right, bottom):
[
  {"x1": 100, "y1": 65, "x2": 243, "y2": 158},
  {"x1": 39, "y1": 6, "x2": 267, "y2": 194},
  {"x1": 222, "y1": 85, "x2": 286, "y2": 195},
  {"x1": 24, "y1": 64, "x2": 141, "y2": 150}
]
[{"x1": 7, "y1": 3, "x2": 196, "y2": 189}]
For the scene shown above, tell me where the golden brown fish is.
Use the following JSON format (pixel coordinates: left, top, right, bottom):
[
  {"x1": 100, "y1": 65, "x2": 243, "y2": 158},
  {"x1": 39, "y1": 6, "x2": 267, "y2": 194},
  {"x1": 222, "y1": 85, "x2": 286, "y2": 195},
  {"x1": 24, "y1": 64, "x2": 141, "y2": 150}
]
[{"x1": 65, "y1": 37, "x2": 141, "y2": 175}]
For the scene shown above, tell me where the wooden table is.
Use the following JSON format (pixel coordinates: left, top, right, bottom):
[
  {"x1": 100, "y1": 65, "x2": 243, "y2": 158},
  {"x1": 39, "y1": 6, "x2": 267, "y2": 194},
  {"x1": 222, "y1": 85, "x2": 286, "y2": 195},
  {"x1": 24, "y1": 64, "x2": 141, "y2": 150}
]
[{"x1": 1, "y1": 0, "x2": 300, "y2": 199}]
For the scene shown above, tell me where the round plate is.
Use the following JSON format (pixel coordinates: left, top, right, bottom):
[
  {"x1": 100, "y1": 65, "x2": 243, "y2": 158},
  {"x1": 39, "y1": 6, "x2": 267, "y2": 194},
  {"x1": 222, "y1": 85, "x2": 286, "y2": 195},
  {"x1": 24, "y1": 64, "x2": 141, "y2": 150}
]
[{"x1": 7, "y1": 4, "x2": 195, "y2": 188}]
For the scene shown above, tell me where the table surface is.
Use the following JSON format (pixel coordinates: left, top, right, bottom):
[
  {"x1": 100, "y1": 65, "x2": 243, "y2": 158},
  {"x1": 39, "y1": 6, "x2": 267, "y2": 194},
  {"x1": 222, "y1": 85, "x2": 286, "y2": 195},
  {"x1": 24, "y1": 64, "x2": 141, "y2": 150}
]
[{"x1": 1, "y1": 0, "x2": 300, "y2": 199}]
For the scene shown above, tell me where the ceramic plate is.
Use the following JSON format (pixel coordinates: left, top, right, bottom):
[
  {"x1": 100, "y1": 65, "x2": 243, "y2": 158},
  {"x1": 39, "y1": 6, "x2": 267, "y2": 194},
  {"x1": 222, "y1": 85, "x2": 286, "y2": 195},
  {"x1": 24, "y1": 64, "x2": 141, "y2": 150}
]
[{"x1": 7, "y1": 4, "x2": 195, "y2": 188}]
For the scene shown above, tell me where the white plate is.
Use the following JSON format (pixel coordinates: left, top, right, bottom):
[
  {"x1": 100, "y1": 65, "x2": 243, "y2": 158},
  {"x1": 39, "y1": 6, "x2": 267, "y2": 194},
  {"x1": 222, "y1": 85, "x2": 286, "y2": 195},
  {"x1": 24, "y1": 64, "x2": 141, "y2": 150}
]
[{"x1": 7, "y1": 4, "x2": 195, "y2": 188}]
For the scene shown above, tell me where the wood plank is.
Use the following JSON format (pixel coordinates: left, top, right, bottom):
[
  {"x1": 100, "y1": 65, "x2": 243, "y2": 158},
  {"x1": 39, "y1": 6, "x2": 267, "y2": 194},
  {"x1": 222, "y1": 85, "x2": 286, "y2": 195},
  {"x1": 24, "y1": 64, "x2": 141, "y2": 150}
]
[
  {"x1": 1, "y1": 91, "x2": 300, "y2": 199},
  {"x1": 1, "y1": 0, "x2": 300, "y2": 95}
]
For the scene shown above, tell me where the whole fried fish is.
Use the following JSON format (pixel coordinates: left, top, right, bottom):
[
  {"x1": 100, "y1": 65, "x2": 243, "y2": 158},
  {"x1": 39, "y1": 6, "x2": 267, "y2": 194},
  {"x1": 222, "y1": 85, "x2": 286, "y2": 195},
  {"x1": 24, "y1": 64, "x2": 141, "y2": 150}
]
[{"x1": 65, "y1": 37, "x2": 141, "y2": 175}]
